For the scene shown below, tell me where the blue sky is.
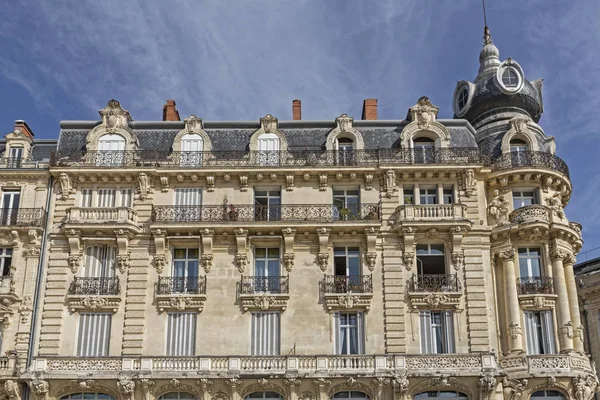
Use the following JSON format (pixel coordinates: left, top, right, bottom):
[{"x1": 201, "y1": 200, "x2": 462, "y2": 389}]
[{"x1": 1, "y1": 1, "x2": 599, "y2": 256}]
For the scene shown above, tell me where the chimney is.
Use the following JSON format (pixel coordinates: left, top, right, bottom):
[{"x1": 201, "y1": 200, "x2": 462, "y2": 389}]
[
  {"x1": 292, "y1": 99, "x2": 302, "y2": 120},
  {"x1": 14, "y1": 120, "x2": 34, "y2": 138},
  {"x1": 361, "y1": 98, "x2": 378, "y2": 120},
  {"x1": 163, "y1": 100, "x2": 181, "y2": 121}
]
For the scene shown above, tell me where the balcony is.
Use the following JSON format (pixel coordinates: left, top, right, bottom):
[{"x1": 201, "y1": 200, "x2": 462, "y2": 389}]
[
  {"x1": 490, "y1": 151, "x2": 570, "y2": 178},
  {"x1": 0, "y1": 208, "x2": 46, "y2": 228},
  {"x1": 239, "y1": 276, "x2": 290, "y2": 312},
  {"x1": 65, "y1": 206, "x2": 140, "y2": 235},
  {"x1": 500, "y1": 354, "x2": 593, "y2": 378},
  {"x1": 151, "y1": 204, "x2": 381, "y2": 225},
  {"x1": 156, "y1": 276, "x2": 207, "y2": 313},
  {"x1": 321, "y1": 275, "x2": 373, "y2": 311},
  {"x1": 31, "y1": 353, "x2": 497, "y2": 378},
  {"x1": 50, "y1": 148, "x2": 484, "y2": 169},
  {"x1": 395, "y1": 204, "x2": 467, "y2": 222},
  {"x1": 66, "y1": 277, "x2": 121, "y2": 313},
  {"x1": 509, "y1": 205, "x2": 550, "y2": 224},
  {"x1": 517, "y1": 277, "x2": 557, "y2": 309},
  {"x1": 407, "y1": 274, "x2": 462, "y2": 309},
  {"x1": 0, "y1": 356, "x2": 17, "y2": 378}
]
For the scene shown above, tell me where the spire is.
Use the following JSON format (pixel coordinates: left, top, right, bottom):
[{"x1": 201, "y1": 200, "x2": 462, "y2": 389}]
[
  {"x1": 476, "y1": 24, "x2": 500, "y2": 82},
  {"x1": 483, "y1": 25, "x2": 492, "y2": 46}
]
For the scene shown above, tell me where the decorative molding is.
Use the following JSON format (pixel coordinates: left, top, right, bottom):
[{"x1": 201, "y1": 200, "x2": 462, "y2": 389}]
[
  {"x1": 364, "y1": 173, "x2": 374, "y2": 190},
  {"x1": 201, "y1": 228, "x2": 214, "y2": 273},
  {"x1": 462, "y1": 169, "x2": 476, "y2": 197},
  {"x1": 282, "y1": 228, "x2": 296, "y2": 273},
  {"x1": 67, "y1": 294, "x2": 121, "y2": 313},
  {"x1": 157, "y1": 295, "x2": 206, "y2": 313},
  {"x1": 324, "y1": 292, "x2": 372, "y2": 311},
  {"x1": 400, "y1": 97, "x2": 450, "y2": 148},
  {"x1": 240, "y1": 293, "x2": 289, "y2": 313},
  {"x1": 324, "y1": 114, "x2": 365, "y2": 151},
  {"x1": 138, "y1": 172, "x2": 150, "y2": 200},
  {"x1": 317, "y1": 228, "x2": 331, "y2": 272},
  {"x1": 319, "y1": 174, "x2": 328, "y2": 191}
]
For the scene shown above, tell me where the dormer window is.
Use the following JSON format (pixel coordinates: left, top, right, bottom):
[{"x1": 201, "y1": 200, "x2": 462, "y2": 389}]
[
  {"x1": 97, "y1": 134, "x2": 125, "y2": 166},
  {"x1": 257, "y1": 133, "x2": 280, "y2": 166},
  {"x1": 8, "y1": 147, "x2": 23, "y2": 168},
  {"x1": 180, "y1": 134, "x2": 203, "y2": 166},
  {"x1": 335, "y1": 137, "x2": 355, "y2": 166},
  {"x1": 457, "y1": 87, "x2": 469, "y2": 110},
  {"x1": 413, "y1": 137, "x2": 435, "y2": 163},
  {"x1": 510, "y1": 138, "x2": 528, "y2": 153},
  {"x1": 496, "y1": 60, "x2": 524, "y2": 93}
]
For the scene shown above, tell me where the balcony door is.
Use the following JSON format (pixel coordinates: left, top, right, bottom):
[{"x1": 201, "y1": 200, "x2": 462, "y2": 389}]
[
  {"x1": 1, "y1": 191, "x2": 20, "y2": 225},
  {"x1": 97, "y1": 134, "x2": 125, "y2": 166},
  {"x1": 254, "y1": 248, "x2": 280, "y2": 292},
  {"x1": 334, "y1": 247, "x2": 360, "y2": 291},
  {"x1": 258, "y1": 133, "x2": 280, "y2": 166},
  {"x1": 172, "y1": 249, "x2": 199, "y2": 293},
  {"x1": 175, "y1": 188, "x2": 202, "y2": 222},
  {"x1": 335, "y1": 137, "x2": 355, "y2": 166},
  {"x1": 8, "y1": 147, "x2": 23, "y2": 168},
  {"x1": 333, "y1": 189, "x2": 359, "y2": 220},
  {"x1": 413, "y1": 137, "x2": 435, "y2": 163},
  {"x1": 84, "y1": 246, "x2": 116, "y2": 278},
  {"x1": 518, "y1": 248, "x2": 542, "y2": 279},
  {"x1": 254, "y1": 190, "x2": 280, "y2": 221},
  {"x1": 510, "y1": 138, "x2": 528, "y2": 166},
  {"x1": 181, "y1": 134, "x2": 203, "y2": 167}
]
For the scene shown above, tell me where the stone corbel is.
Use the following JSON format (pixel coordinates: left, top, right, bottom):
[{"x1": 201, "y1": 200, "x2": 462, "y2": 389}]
[
  {"x1": 206, "y1": 175, "x2": 215, "y2": 192},
  {"x1": 281, "y1": 227, "x2": 296, "y2": 273},
  {"x1": 284, "y1": 379, "x2": 301, "y2": 400},
  {"x1": 153, "y1": 229, "x2": 167, "y2": 274},
  {"x1": 364, "y1": 173, "x2": 374, "y2": 190},
  {"x1": 285, "y1": 174, "x2": 294, "y2": 191},
  {"x1": 239, "y1": 175, "x2": 248, "y2": 192},
  {"x1": 385, "y1": 170, "x2": 397, "y2": 197},
  {"x1": 196, "y1": 379, "x2": 213, "y2": 400},
  {"x1": 160, "y1": 176, "x2": 169, "y2": 192},
  {"x1": 401, "y1": 227, "x2": 415, "y2": 271},
  {"x1": 364, "y1": 227, "x2": 378, "y2": 271},
  {"x1": 392, "y1": 374, "x2": 409, "y2": 400},
  {"x1": 136, "y1": 379, "x2": 155, "y2": 400},
  {"x1": 58, "y1": 172, "x2": 73, "y2": 200},
  {"x1": 478, "y1": 373, "x2": 497, "y2": 400},
  {"x1": 66, "y1": 230, "x2": 82, "y2": 273},
  {"x1": 115, "y1": 230, "x2": 131, "y2": 274},
  {"x1": 312, "y1": 379, "x2": 331, "y2": 400},
  {"x1": 317, "y1": 228, "x2": 331, "y2": 272},
  {"x1": 28, "y1": 379, "x2": 49, "y2": 400},
  {"x1": 450, "y1": 226, "x2": 466, "y2": 271},
  {"x1": 200, "y1": 228, "x2": 214, "y2": 274},
  {"x1": 371, "y1": 378, "x2": 390, "y2": 400},
  {"x1": 235, "y1": 229, "x2": 249, "y2": 273},
  {"x1": 117, "y1": 378, "x2": 136, "y2": 400},
  {"x1": 138, "y1": 172, "x2": 150, "y2": 200},
  {"x1": 319, "y1": 174, "x2": 328, "y2": 191},
  {"x1": 462, "y1": 169, "x2": 476, "y2": 197}
]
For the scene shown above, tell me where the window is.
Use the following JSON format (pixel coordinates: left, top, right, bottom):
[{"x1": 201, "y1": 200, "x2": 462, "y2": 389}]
[
  {"x1": 413, "y1": 137, "x2": 435, "y2": 163},
  {"x1": 1, "y1": 190, "x2": 20, "y2": 225},
  {"x1": 332, "y1": 392, "x2": 370, "y2": 400},
  {"x1": 403, "y1": 186, "x2": 414, "y2": 205},
  {"x1": 420, "y1": 310, "x2": 454, "y2": 354},
  {"x1": 77, "y1": 313, "x2": 111, "y2": 356},
  {"x1": 0, "y1": 248, "x2": 12, "y2": 277},
  {"x1": 80, "y1": 188, "x2": 132, "y2": 208},
  {"x1": 335, "y1": 137, "x2": 355, "y2": 166},
  {"x1": 333, "y1": 189, "x2": 360, "y2": 220},
  {"x1": 159, "y1": 393, "x2": 196, "y2": 400},
  {"x1": 414, "y1": 392, "x2": 468, "y2": 400},
  {"x1": 166, "y1": 312, "x2": 197, "y2": 356},
  {"x1": 334, "y1": 247, "x2": 360, "y2": 277},
  {"x1": 443, "y1": 187, "x2": 454, "y2": 204},
  {"x1": 174, "y1": 188, "x2": 202, "y2": 222},
  {"x1": 251, "y1": 312, "x2": 280, "y2": 355},
  {"x1": 502, "y1": 68, "x2": 519, "y2": 88},
  {"x1": 510, "y1": 138, "x2": 528, "y2": 153},
  {"x1": 335, "y1": 312, "x2": 364, "y2": 354},
  {"x1": 60, "y1": 394, "x2": 115, "y2": 400},
  {"x1": 531, "y1": 391, "x2": 565, "y2": 400},
  {"x1": 245, "y1": 393, "x2": 283, "y2": 400},
  {"x1": 513, "y1": 189, "x2": 538, "y2": 209},
  {"x1": 254, "y1": 248, "x2": 280, "y2": 292},
  {"x1": 524, "y1": 310, "x2": 556, "y2": 355},
  {"x1": 457, "y1": 87, "x2": 469, "y2": 111},
  {"x1": 420, "y1": 187, "x2": 437, "y2": 205},
  {"x1": 254, "y1": 190, "x2": 281, "y2": 221},
  {"x1": 97, "y1": 134, "x2": 126, "y2": 166},
  {"x1": 83, "y1": 246, "x2": 116, "y2": 278},
  {"x1": 180, "y1": 134, "x2": 203, "y2": 167},
  {"x1": 257, "y1": 133, "x2": 280, "y2": 166},
  {"x1": 8, "y1": 147, "x2": 23, "y2": 168},
  {"x1": 518, "y1": 248, "x2": 542, "y2": 278},
  {"x1": 172, "y1": 249, "x2": 199, "y2": 293},
  {"x1": 416, "y1": 244, "x2": 446, "y2": 275}
]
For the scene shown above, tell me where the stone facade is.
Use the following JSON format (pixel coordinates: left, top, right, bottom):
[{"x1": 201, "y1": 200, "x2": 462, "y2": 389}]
[{"x1": 0, "y1": 26, "x2": 595, "y2": 400}]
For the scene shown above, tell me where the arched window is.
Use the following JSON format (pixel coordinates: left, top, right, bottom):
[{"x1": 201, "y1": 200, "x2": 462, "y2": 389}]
[
  {"x1": 159, "y1": 393, "x2": 197, "y2": 400},
  {"x1": 97, "y1": 134, "x2": 125, "y2": 166},
  {"x1": 510, "y1": 138, "x2": 528, "y2": 153},
  {"x1": 413, "y1": 392, "x2": 468, "y2": 400},
  {"x1": 180, "y1": 134, "x2": 203, "y2": 166},
  {"x1": 335, "y1": 137, "x2": 355, "y2": 166},
  {"x1": 412, "y1": 137, "x2": 436, "y2": 164},
  {"x1": 60, "y1": 394, "x2": 115, "y2": 400},
  {"x1": 332, "y1": 392, "x2": 370, "y2": 400},
  {"x1": 531, "y1": 390, "x2": 565, "y2": 400},
  {"x1": 257, "y1": 133, "x2": 280, "y2": 166},
  {"x1": 509, "y1": 138, "x2": 528, "y2": 166},
  {"x1": 245, "y1": 392, "x2": 283, "y2": 400},
  {"x1": 501, "y1": 68, "x2": 519, "y2": 88}
]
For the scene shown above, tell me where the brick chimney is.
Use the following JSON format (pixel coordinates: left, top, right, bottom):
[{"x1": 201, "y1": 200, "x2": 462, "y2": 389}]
[
  {"x1": 292, "y1": 99, "x2": 302, "y2": 120},
  {"x1": 163, "y1": 100, "x2": 181, "y2": 121},
  {"x1": 361, "y1": 98, "x2": 377, "y2": 120},
  {"x1": 14, "y1": 120, "x2": 34, "y2": 138}
]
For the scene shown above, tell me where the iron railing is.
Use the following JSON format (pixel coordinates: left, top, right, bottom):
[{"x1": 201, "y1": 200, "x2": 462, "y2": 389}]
[
  {"x1": 68, "y1": 277, "x2": 120, "y2": 296},
  {"x1": 408, "y1": 274, "x2": 460, "y2": 292},
  {"x1": 157, "y1": 276, "x2": 206, "y2": 295},
  {"x1": 517, "y1": 277, "x2": 554, "y2": 295},
  {"x1": 152, "y1": 203, "x2": 380, "y2": 223},
  {"x1": 321, "y1": 275, "x2": 373, "y2": 294},
  {"x1": 490, "y1": 151, "x2": 570, "y2": 178},
  {"x1": 0, "y1": 208, "x2": 46, "y2": 227},
  {"x1": 509, "y1": 205, "x2": 550, "y2": 224},
  {"x1": 239, "y1": 276, "x2": 289, "y2": 295}
]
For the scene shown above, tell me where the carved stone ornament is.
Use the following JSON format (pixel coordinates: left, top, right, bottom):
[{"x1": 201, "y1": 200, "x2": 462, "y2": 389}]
[
  {"x1": 283, "y1": 252, "x2": 295, "y2": 272},
  {"x1": 403, "y1": 252, "x2": 415, "y2": 271},
  {"x1": 550, "y1": 246, "x2": 569, "y2": 262},
  {"x1": 29, "y1": 379, "x2": 49, "y2": 400},
  {"x1": 185, "y1": 114, "x2": 204, "y2": 132},
  {"x1": 201, "y1": 254, "x2": 213, "y2": 274},
  {"x1": 299, "y1": 392, "x2": 316, "y2": 400},
  {"x1": 117, "y1": 253, "x2": 131, "y2": 274},
  {"x1": 502, "y1": 378, "x2": 528, "y2": 400},
  {"x1": 412, "y1": 96, "x2": 439, "y2": 128},
  {"x1": 118, "y1": 378, "x2": 136, "y2": 400},
  {"x1": 317, "y1": 252, "x2": 329, "y2": 272},
  {"x1": 488, "y1": 189, "x2": 510, "y2": 224},
  {"x1": 385, "y1": 170, "x2": 396, "y2": 197},
  {"x1": 99, "y1": 99, "x2": 132, "y2": 130},
  {"x1": 366, "y1": 252, "x2": 377, "y2": 271},
  {"x1": 498, "y1": 249, "x2": 515, "y2": 262},
  {"x1": 154, "y1": 254, "x2": 167, "y2": 274},
  {"x1": 319, "y1": 174, "x2": 328, "y2": 191},
  {"x1": 260, "y1": 114, "x2": 278, "y2": 133},
  {"x1": 4, "y1": 381, "x2": 20, "y2": 400},
  {"x1": 392, "y1": 374, "x2": 409, "y2": 395},
  {"x1": 478, "y1": 373, "x2": 497, "y2": 400},
  {"x1": 546, "y1": 193, "x2": 566, "y2": 220},
  {"x1": 425, "y1": 227, "x2": 438, "y2": 237},
  {"x1": 160, "y1": 176, "x2": 170, "y2": 192},
  {"x1": 68, "y1": 253, "x2": 82, "y2": 274},
  {"x1": 59, "y1": 173, "x2": 72, "y2": 200},
  {"x1": 235, "y1": 253, "x2": 248, "y2": 273},
  {"x1": 451, "y1": 251, "x2": 464, "y2": 271},
  {"x1": 463, "y1": 169, "x2": 476, "y2": 197},
  {"x1": 213, "y1": 393, "x2": 230, "y2": 400},
  {"x1": 508, "y1": 321, "x2": 522, "y2": 339},
  {"x1": 336, "y1": 114, "x2": 353, "y2": 132},
  {"x1": 225, "y1": 378, "x2": 243, "y2": 396},
  {"x1": 138, "y1": 172, "x2": 150, "y2": 200},
  {"x1": 572, "y1": 375, "x2": 599, "y2": 400},
  {"x1": 364, "y1": 173, "x2": 374, "y2": 190},
  {"x1": 136, "y1": 379, "x2": 156, "y2": 400}
]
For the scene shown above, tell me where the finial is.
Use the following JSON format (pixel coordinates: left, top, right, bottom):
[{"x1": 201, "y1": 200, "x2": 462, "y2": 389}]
[{"x1": 483, "y1": 25, "x2": 493, "y2": 46}]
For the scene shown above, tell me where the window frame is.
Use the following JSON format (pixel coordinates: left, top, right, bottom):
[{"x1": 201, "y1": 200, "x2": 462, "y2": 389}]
[
  {"x1": 254, "y1": 189, "x2": 281, "y2": 221},
  {"x1": 512, "y1": 189, "x2": 539, "y2": 209},
  {"x1": 419, "y1": 310, "x2": 455, "y2": 354},
  {"x1": 166, "y1": 312, "x2": 197, "y2": 356},
  {"x1": 334, "y1": 311, "x2": 365, "y2": 355},
  {"x1": 524, "y1": 310, "x2": 556, "y2": 355},
  {"x1": 79, "y1": 186, "x2": 134, "y2": 208},
  {"x1": 0, "y1": 248, "x2": 12, "y2": 277},
  {"x1": 77, "y1": 312, "x2": 112, "y2": 357},
  {"x1": 251, "y1": 311, "x2": 280, "y2": 356},
  {"x1": 518, "y1": 247, "x2": 543, "y2": 278}
]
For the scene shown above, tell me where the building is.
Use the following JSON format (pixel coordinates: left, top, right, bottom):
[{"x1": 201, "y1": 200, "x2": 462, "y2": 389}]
[
  {"x1": 0, "y1": 26, "x2": 595, "y2": 400},
  {"x1": 574, "y1": 255, "x2": 600, "y2": 381}
]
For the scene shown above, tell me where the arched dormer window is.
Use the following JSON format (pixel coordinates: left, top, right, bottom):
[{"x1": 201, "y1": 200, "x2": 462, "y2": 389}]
[
  {"x1": 335, "y1": 137, "x2": 355, "y2": 166},
  {"x1": 412, "y1": 137, "x2": 436, "y2": 163},
  {"x1": 172, "y1": 115, "x2": 212, "y2": 167},
  {"x1": 181, "y1": 133, "x2": 204, "y2": 166},
  {"x1": 510, "y1": 138, "x2": 528, "y2": 153},
  {"x1": 97, "y1": 134, "x2": 126, "y2": 167},
  {"x1": 257, "y1": 132, "x2": 280, "y2": 166}
]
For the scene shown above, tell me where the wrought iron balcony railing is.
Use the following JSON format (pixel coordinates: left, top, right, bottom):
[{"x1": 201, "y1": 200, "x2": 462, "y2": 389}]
[
  {"x1": 408, "y1": 274, "x2": 460, "y2": 292},
  {"x1": 68, "y1": 277, "x2": 120, "y2": 296},
  {"x1": 0, "y1": 208, "x2": 46, "y2": 227},
  {"x1": 321, "y1": 275, "x2": 373, "y2": 294},
  {"x1": 490, "y1": 151, "x2": 570, "y2": 178},
  {"x1": 240, "y1": 276, "x2": 289, "y2": 295},
  {"x1": 50, "y1": 148, "x2": 484, "y2": 168},
  {"x1": 517, "y1": 277, "x2": 554, "y2": 295},
  {"x1": 157, "y1": 276, "x2": 206, "y2": 295},
  {"x1": 152, "y1": 203, "x2": 380, "y2": 223},
  {"x1": 509, "y1": 205, "x2": 550, "y2": 224}
]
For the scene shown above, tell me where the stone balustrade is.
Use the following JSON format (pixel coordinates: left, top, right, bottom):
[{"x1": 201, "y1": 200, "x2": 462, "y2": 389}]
[
  {"x1": 500, "y1": 354, "x2": 594, "y2": 376},
  {"x1": 395, "y1": 204, "x2": 467, "y2": 220},
  {"x1": 67, "y1": 206, "x2": 138, "y2": 225}
]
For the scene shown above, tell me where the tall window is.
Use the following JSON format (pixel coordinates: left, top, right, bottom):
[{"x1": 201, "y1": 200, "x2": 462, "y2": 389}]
[
  {"x1": 80, "y1": 188, "x2": 132, "y2": 208},
  {"x1": 403, "y1": 186, "x2": 414, "y2": 204},
  {"x1": 524, "y1": 310, "x2": 556, "y2": 355},
  {"x1": 251, "y1": 312, "x2": 280, "y2": 355},
  {"x1": 8, "y1": 147, "x2": 23, "y2": 168},
  {"x1": 84, "y1": 246, "x2": 116, "y2": 278},
  {"x1": 333, "y1": 189, "x2": 360, "y2": 220},
  {"x1": 257, "y1": 133, "x2": 280, "y2": 166},
  {"x1": 172, "y1": 249, "x2": 199, "y2": 293},
  {"x1": 413, "y1": 137, "x2": 435, "y2": 163},
  {"x1": 1, "y1": 190, "x2": 20, "y2": 225},
  {"x1": 77, "y1": 313, "x2": 111, "y2": 356},
  {"x1": 97, "y1": 134, "x2": 126, "y2": 166},
  {"x1": 420, "y1": 187, "x2": 437, "y2": 205},
  {"x1": 416, "y1": 244, "x2": 445, "y2": 275},
  {"x1": 180, "y1": 134, "x2": 203, "y2": 167},
  {"x1": 254, "y1": 248, "x2": 280, "y2": 292},
  {"x1": 420, "y1": 310, "x2": 454, "y2": 354},
  {"x1": 0, "y1": 248, "x2": 12, "y2": 277},
  {"x1": 333, "y1": 247, "x2": 361, "y2": 291},
  {"x1": 513, "y1": 189, "x2": 538, "y2": 209},
  {"x1": 518, "y1": 248, "x2": 542, "y2": 278},
  {"x1": 335, "y1": 312, "x2": 364, "y2": 354},
  {"x1": 166, "y1": 312, "x2": 197, "y2": 356},
  {"x1": 335, "y1": 137, "x2": 355, "y2": 166},
  {"x1": 254, "y1": 190, "x2": 281, "y2": 221},
  {"x1": 174, "y1": 188, "x2": 202, "y2": 222}
]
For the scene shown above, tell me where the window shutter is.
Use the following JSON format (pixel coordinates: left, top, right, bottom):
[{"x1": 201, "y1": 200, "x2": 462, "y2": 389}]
[
  {"x1": 524, "y1": 311, "x2": 536, "y2": 355},
  {"x1": 120, "y1": 189, "x2": 132, "y2": 207},
  {"x1": 357, "y1": 312, "x2": 365, "y2": 354},
  {"x1": 80, "y1": 189, "x2": 92, "y2": 208},
  {"x1": 97, "y1": 188, "x2": 116, "y2": 208},
  {"x1": 77, "y1": 313, "x2": 111, "y2": 356},
  {"x1": 175, "y1": 188, "x2": 201, "y2": 206},
  {"x1": 542, "y1": 311, "x2": 556, "y2": 354},
  {"x1": 334, "y1": 312, "x2": 341, "y2": 355},
  {"x1": 167, "y1": 313, "x2": 196, "y2": 356},
  {"x1": 444, "y1": 311, "x2": 455, "y2": 353},
  {"x1": 420, "y1": 311, "x2": 432, "y2": 353}
]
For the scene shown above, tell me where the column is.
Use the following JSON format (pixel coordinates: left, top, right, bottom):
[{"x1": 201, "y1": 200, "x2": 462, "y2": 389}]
[
  {"x1": 563, "y1": 253, "x2": 584, "y2": 352},
  {"x1": 550, "y1": 245, "x2": 574, "y2": 352},
  {"x1": 499, "y1": 248, "x2": 523, "y2": 353},
  {"x1": 414, "y1": 183, "x2": 420, "y2": 205},
  {"x1": 436, "y1": 184, "x2": 444, "y2": 205}
]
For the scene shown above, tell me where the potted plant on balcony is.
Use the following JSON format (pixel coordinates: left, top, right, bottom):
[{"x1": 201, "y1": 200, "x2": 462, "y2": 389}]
[
  {"x1": 338, "y1": 207, "x2": 350, "y2": 220},
  {"x1": 228, "y1": 204, "x2": 239, "y2": 221},
  {"x1": 404, "y1": 196, "x2": 413, "y2": 204}
]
